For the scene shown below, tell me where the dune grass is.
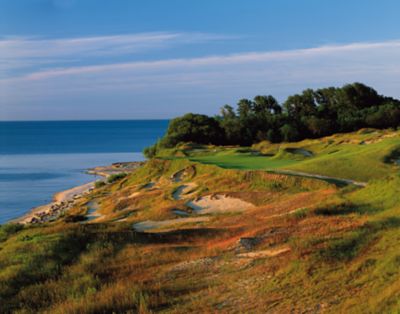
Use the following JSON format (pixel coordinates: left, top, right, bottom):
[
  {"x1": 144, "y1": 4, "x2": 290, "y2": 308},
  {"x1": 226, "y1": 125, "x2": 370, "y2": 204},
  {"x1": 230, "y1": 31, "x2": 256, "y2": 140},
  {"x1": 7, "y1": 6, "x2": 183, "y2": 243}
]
[{"x1": 1, "y1": 129, "x2": 400, "y2": 313}]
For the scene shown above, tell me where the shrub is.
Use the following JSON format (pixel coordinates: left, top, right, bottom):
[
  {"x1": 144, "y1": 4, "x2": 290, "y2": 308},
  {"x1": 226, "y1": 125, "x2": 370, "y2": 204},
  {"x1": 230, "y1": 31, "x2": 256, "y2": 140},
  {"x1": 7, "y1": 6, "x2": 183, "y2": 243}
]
[
  {"x1": 143, "y1": 144, "x2": 158, "y2": 159},
  {"x1": 64, "y1": 215, "x2": 87, "y2": 223},
  {"x1": 160, "y1": 113, "x2": 224, "y2": 148},
  {"x1": 318, "y1": 229, "x2": 371, "y2": 262},
  {"x1": 0, "y1": 223, "x2": 23, "y2": 242},
  {"x1": 95, "y1": 181, "x2": 106, "y2": 188},
  {"x1": 107, "y1": 173, "x2": 128, "y2": 184}
]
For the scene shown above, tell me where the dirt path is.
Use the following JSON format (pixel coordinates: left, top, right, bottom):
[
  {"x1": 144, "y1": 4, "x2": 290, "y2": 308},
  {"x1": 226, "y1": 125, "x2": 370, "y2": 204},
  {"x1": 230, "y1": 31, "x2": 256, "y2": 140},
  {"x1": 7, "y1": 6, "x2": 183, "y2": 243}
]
[{"x1": 268, "y1": 169, "x2": 367, "y2": 187}]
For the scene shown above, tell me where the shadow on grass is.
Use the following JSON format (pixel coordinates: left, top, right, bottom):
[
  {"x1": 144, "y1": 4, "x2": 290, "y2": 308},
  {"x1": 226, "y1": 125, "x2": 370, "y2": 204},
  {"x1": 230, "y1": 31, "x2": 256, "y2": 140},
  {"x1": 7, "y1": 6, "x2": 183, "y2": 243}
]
[
  {"x1": 314, "y1": 201, "x2": 386, "y2": 216},
  {"x1": 317, "y1": 217, "x2": 400, "y2": 263},
  {"x1": 134, "y1": 227, "x2": 229, "y2": 244},
  {"x1": 314, "y1": 202, "x2": 371, "y2": 216}
]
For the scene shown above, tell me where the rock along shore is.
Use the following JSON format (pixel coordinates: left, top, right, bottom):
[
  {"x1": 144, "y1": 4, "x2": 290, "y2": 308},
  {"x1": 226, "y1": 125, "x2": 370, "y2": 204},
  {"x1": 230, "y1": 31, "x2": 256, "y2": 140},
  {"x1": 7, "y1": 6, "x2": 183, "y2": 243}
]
[{"x1": 15, "y1": 161, "x2": 143, "y2": 225}]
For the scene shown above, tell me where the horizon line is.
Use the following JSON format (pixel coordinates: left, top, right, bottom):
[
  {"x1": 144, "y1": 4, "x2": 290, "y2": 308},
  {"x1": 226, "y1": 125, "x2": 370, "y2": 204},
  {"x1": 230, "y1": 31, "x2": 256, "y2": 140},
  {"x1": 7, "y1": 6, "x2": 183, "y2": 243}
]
[{"x1": 0, "y1": 118, "x2": 172, "y2": 122}]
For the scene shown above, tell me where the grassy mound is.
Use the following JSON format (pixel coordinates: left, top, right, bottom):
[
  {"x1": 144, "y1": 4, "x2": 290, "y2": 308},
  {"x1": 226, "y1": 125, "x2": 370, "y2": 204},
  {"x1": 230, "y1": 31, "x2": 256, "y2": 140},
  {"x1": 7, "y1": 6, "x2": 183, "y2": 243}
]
[{"x1": 1, "y1": 129, "x2": 400, "y2": 313}]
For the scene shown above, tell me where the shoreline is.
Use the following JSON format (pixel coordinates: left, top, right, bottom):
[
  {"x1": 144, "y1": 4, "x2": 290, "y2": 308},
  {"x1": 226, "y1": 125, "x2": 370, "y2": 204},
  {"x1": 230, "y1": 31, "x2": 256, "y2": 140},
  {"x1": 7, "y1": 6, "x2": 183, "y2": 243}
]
[{"x1": 14, "y1": 161, "x2": 144, "y2": 224}]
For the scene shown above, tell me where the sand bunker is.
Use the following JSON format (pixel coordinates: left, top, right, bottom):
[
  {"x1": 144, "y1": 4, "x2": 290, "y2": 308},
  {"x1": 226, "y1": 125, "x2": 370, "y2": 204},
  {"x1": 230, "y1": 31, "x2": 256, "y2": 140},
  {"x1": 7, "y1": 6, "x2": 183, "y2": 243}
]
[
  {"x1": 286, "y1": 148, "x2": 313, "y2": 157},
  {"x1": 133, "y1": 217, "x2": 209, "y2": 232},
  {"x1": 84, "y1": 201, "x2": 104, "y2": 222},
  {"x1": 172, "y1": 183, "x2": 197, "y2": 200},
  {"x1": 171, "y1": 169, "x2": 185, "y2": 183},
  {"x1": 238, "y1": 246, "x2": 291, "y2": 259},
  {"x1": 142, "y1": 182, "x2": 155, "y2": 189},
  {"x1": 186, "y1": 194, "x2": 254, "y2": 214},
  {"x1": 172, "y1": 209, "x2": 190, "y2": 216}
]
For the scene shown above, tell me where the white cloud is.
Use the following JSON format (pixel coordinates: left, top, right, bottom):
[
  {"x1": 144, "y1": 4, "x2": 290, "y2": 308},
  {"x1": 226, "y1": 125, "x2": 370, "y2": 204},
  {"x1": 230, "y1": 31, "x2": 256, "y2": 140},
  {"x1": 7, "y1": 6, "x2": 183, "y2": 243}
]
[
  {"x1": 1, "y1": 39, "x2": 400, "y2": 120},
  {"x1": 8, "y1": 39, "x2": 400, "y2": 81},
  {"x1": 0, "y1": 32, "x2": 233, "y2": 73}
]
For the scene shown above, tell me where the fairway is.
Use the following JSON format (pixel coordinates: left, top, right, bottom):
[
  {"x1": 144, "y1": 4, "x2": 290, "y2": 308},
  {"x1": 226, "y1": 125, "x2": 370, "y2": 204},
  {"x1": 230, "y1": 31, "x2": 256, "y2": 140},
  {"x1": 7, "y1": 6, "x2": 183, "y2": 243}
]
[{"x1": 189, "y1": 154, "x2": 298, "y2": 170}]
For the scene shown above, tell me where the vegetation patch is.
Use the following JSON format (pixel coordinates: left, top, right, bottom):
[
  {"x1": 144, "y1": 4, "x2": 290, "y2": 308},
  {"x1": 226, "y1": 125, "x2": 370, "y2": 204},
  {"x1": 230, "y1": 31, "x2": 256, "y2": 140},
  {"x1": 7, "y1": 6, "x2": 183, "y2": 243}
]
[
  {"x1": 314, "y1": 202, "x2": 359, "y2": 216},
  {"x1": 383, "y1": 146, "x2": 400, "y2": 164},
  {"x1": 107, "y1": 173, "x2": 128, "y2": 183},
  {"x1": 0, "y1": 223, "x2": 24, "y2": 242},
  {"x1": 317, "y1": 228, "x2": 374, "y2": 262}
]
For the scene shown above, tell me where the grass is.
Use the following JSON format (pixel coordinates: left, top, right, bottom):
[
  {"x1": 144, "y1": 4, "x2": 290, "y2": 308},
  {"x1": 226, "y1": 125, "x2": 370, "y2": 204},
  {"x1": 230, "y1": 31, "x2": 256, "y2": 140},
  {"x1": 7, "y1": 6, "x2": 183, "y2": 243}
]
[
  {"x1": 189, "y1": 153, "x2": 298, "y2": 170},
  {"x1": 1, "y1": 128, "x2": 400, "y2": 313},
  {"x1": 161, "y1": 129, "x2": 400, "y2": 183},
  {"x1": 107, "y1": 172, "x2": 128, "y2": 183}
]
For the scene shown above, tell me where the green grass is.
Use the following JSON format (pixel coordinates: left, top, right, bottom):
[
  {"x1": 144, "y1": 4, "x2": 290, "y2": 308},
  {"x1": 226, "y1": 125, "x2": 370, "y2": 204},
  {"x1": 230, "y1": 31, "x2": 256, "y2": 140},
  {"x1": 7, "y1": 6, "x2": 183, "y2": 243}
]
[
  {"x1": 189, "y1": 153, "x2": 298, "y2": 170},
  {"x1": 158, "y1": 130, "x2": 400, "y2": 183},
  {"x1": 285, "y1": 139, "x2": 400, "y2": 181},
  {"x1": 1, "y1": 129, "x2": 400, "y2": 313}
]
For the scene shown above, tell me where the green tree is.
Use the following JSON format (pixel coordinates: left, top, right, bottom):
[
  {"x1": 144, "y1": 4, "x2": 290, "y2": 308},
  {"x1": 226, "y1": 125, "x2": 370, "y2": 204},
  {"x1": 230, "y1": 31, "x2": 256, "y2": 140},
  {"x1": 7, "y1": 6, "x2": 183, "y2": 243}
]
[
  {"x1": 237, "y1": 99, "x2": 253, "y2": 119},
  {"x1": 162, "y1": 113, "x2": 224, "y2": 147},
  {"x1": 280, "y1": 124, "x2": 300, "y2": 142}
]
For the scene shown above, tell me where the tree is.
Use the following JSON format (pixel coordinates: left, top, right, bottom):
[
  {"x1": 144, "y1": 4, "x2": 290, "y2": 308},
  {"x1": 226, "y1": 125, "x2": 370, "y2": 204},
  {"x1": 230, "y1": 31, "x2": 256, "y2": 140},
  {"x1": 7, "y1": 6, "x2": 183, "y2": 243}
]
[
  {"x1": 162, "y1": 113, "x2": 224, "y2": 147},
  {"x1": 283, "y1": 89, "x2": 317, "y2": 118},
  {"x1": 266, "y1": 128, "x2": 281, "y2": 143},
  {"x1": 340, "y1": 83, "x2": 382, "y2": 110},
  {"x1": 145, "y1": 83, "x2": 400, "y2": 151},
  {"x1": 280, "y1": 124, "x2": 300, "y2": 142},
  {"x1": 220, "y1": 105, "x2": 242, "y2": 144},
  {"x1": 220, "y1": 104, "x2": 236, "y2": 119},
  {"x1": 237, "y1": 99, "x2": 253, "y2": 119},
  {"x1": 253, "y1": 95, "x2": 281, "y2": 114}
]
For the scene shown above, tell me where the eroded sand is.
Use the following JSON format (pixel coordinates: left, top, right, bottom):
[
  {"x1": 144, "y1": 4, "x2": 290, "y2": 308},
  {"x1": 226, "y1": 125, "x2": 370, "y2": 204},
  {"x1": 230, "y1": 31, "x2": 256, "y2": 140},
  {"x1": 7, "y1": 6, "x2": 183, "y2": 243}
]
[
  {"x1": 237, "y1": 246, "x2": 291, "y2": 258},
  {"x1": 186, "y1": 194, "x2": 254, "y2": 214},
  {"x1": 133, "y1": 217, "x2": 210, "y2": 232}
]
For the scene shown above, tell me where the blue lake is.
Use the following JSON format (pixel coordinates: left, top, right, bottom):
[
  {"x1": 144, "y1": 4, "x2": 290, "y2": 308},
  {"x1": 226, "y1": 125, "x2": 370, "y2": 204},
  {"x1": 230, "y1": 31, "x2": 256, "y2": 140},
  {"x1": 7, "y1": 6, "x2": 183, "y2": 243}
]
[{"x1": 0, "y1": 120, "x2": 168, "y2": 223}]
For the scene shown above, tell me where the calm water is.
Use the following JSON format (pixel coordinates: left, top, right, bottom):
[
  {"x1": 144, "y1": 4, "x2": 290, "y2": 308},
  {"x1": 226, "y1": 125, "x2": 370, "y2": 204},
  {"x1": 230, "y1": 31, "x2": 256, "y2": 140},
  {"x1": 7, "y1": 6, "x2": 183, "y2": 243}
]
[{"x1": 0, "y1": 120, "x2": 168, "y2": 223}]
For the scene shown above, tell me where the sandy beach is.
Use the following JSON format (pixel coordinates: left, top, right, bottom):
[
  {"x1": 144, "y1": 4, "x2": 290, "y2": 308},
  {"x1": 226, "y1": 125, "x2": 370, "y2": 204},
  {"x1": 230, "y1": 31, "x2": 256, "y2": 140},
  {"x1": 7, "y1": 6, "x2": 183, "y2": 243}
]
[
  {"x1": 16, "y1": 181, "x2": 96, "y2": 224},
  {"x1": 15, "y1": 161, "x2": 143, "y2": 224}
]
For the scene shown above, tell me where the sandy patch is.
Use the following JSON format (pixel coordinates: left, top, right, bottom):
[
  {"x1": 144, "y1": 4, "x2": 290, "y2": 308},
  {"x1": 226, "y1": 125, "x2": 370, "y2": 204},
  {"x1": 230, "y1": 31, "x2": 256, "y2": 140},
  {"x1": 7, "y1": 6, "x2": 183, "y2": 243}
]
[
  {"x1": 172, "y1": 183, "x2": 197, "y2": 200},
  {"x1": 54, "y1": 181, "x2": 94, "y2": 202},
  {"x1": 84, "y1": 201, "x2": 104, "y2": 222},
  {"x1": 172, "y1": 209, "x2": 190, "y2": 216},
  {"x1": 128, "y1": 191, "x2": 141, "y2": 198},
  {"x1": 171, "y1": 169, "x2": 185, "y2": 183},
  {"x1": 170, "y1": 257, "x2": 214, "y2": 272},
  {"x1": 238, "y1": 246, "x2": 291, "y2": 258},
  {"x1": 17, "y1": 181, "x2": 95, "y2": 224},
  {"x1": 142, "y1": 182, "x2": 155, "y2": 189},
  {"x1": 186, "y1": 194, "x2": 254, "y2": 214},
  {"x1": 133, "y1": 216, "x2": 209, "y2": 232},
  {"x1": 87, "y1": 161, "x2": 143, "y2": 177}
]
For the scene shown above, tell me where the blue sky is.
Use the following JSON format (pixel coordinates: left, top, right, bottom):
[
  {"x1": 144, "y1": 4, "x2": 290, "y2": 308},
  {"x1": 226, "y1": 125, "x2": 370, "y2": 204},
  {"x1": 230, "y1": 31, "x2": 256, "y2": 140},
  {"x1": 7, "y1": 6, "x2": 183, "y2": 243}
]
[{"x1": 1, "y1": 0, "x2": 400, "y2": 120}]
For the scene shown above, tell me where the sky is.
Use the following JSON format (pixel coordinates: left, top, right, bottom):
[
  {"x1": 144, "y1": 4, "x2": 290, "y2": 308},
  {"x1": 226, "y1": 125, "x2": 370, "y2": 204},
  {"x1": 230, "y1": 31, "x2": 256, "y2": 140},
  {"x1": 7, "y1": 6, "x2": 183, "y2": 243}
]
[{"x1": 1, "y1": 0, "x2": 400, "y2": 120}]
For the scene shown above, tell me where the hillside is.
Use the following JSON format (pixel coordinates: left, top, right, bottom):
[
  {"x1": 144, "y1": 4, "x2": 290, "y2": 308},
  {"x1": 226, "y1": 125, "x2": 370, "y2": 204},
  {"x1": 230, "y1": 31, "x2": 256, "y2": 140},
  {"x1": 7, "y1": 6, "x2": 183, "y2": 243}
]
[{"x1": 1, "y1": 129, "x2": 400, "y2": 313}]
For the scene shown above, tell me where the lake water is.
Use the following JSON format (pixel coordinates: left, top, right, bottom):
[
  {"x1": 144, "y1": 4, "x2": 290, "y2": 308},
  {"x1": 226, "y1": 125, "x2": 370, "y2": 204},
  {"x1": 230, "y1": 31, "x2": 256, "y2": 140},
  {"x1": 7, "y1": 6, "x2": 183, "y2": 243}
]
[{"x1": 0, "y1": 120, "x2": 169, "y2": 223}]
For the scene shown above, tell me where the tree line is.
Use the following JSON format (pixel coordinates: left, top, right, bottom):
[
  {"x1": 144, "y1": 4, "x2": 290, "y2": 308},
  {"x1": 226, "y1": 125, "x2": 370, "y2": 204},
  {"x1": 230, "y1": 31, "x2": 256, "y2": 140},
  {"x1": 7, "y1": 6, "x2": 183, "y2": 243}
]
[{"x1": 145, "y1": 83, "x2": 400, "y2": 157}]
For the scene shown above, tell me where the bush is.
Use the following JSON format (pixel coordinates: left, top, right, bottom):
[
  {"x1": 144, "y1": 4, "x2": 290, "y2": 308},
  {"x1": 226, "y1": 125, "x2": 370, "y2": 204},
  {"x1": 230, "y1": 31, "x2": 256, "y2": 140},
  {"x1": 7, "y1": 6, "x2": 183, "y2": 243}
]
[
  {"x1": 0, "y1": 223, "x2": 24, "y2": 242},
  {"x1": 161, "y1": 113, "x2": 224, "y2": 148},
  {"x1": 107, "y1": 173, "x2": 127, "y2": 184},
  {"x1": 143, "y1": 144, "x2": 158, "y2": 159},
  {"x1": 64, "y1": 215, "x2": 87, "y2": 223},
  {"x1": 95, "y1": 181, "x2": 106, "y2": 188}
]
